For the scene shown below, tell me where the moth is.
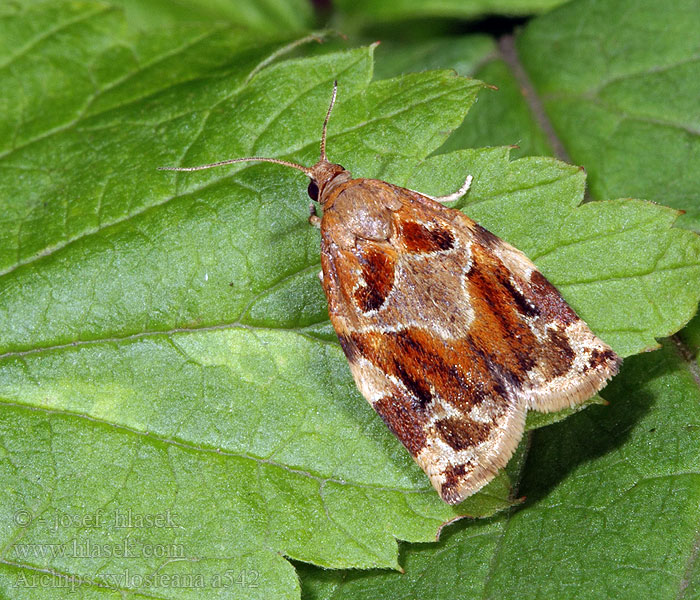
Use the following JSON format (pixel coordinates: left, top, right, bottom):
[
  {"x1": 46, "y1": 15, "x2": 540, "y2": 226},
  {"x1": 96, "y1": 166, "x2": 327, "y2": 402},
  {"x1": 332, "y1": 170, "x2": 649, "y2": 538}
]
[{"x1": 161, "y1": 82, "x2": 621, "y2": 504}]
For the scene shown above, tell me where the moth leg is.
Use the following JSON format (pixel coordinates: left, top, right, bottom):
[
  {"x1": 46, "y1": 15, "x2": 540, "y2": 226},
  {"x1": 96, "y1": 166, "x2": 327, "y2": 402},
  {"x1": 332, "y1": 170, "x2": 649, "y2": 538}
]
[
  {"x1": 309, "y1": 202, "x2": 323, "y2": 283},
  {"x1": 308, "y1": 203, "x2": 321, "y2": 228},
  {"x1": 431, "y1": 175, "x2": 473, "y2": 203}
]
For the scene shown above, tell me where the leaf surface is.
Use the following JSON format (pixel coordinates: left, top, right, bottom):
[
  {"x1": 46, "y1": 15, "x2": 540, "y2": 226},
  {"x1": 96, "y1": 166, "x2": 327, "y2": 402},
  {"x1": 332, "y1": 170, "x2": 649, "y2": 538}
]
[
  {"x1": 299, "y1": 344, "x2": 700, "y2": 599},
  {"x1": 335, "y1": 0, "x2": 569, "y2": 22},
  {"x1": 517, "y1": 0, "x2": 700, "y2": 230}
]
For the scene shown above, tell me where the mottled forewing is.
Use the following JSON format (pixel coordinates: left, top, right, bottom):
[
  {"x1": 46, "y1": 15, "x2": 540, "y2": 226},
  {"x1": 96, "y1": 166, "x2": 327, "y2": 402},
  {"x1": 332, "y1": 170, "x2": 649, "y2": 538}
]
[{"x1": 320, "y1": 181, "x2": 620, "y2": 504}]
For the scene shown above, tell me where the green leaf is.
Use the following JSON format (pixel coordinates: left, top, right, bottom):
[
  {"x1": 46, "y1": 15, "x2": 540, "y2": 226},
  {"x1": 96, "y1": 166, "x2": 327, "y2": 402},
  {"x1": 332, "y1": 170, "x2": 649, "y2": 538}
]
[
  {"x1": 372, "y1": 36, "x2": 555, "y2": 159},
  {"x1": 372, "y1": 35, "x2": 497, "y2": 82},
  {"x1": 335, "y1": 0, "x2": 570, "y2": 23},
  {"x1": 0, "y1": 45, "x2": 486, "y2": 351},
  {"x1": 0, "y1": 0, "x2": 309, "y2": 273},
  {"x1": 299, "y1": 343, "x2": 700, "y2": 599},
  {"x1": 11, "y1": 0, "x2": 315, "y2": 34},
  {"x1": 106, "y1": 0, "x2": 314, "y2": 33},
  {"x1": 678, "y1": 311, "x2": 700, "y2": 355},
  {"x1": 439, "y1": 58, "x2": 556, "y2": 159},
  {"x1": 517, "y1": 0, "x2": 700, "y2": 230}
]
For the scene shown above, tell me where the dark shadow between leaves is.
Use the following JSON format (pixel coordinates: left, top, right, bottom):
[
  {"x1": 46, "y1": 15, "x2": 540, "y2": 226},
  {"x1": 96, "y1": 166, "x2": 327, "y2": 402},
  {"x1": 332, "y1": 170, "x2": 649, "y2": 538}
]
[
  {"x1": 516, "y1": 348, "x2": 672, "y2": 506},
  {"x1": 293, "y1": 348, "x2": 685, "y2": 598},
  {"x1": 293, "y1": 516, "x2": 489, "y2": 599}
]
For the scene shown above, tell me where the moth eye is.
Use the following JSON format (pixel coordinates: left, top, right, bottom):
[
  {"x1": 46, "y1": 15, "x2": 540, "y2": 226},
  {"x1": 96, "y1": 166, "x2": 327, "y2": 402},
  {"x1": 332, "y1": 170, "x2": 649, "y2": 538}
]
[{"x1": 307, "y1": 181, "x2": 319, "y2": 201}]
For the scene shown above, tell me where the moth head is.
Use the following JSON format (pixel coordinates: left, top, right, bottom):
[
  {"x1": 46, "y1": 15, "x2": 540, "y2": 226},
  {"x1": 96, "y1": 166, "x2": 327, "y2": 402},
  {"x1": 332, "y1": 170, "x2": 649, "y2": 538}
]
[
  {"x1": 159, "y1": 81, "x2": 351, "y2": 206},
  {"x1": 306, "y1": 160, "x2": 350, "y2": 205}
]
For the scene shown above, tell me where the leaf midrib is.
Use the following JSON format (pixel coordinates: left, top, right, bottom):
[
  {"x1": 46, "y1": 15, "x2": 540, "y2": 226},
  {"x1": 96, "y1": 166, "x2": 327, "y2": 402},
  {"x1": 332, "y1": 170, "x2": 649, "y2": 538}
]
[{"x1": 0, "y1": 399, "x2": 439, "y2": 498}]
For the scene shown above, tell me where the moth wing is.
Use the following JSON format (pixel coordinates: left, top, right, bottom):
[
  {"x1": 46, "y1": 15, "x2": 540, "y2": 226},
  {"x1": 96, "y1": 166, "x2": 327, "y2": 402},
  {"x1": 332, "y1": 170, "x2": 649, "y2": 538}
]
[{"x1": 320, "y1": 180, "x2": 620, "y2": 504}]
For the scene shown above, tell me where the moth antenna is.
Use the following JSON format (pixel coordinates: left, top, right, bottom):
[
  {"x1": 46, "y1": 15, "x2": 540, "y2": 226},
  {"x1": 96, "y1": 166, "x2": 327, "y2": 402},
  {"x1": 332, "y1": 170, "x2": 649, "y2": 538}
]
[
  {"x1": 319, "y1": 80, "x2": 338, "y2": 162},
  {"x1": 158, "y1": 156, "x2": 313, "y2": 177}
]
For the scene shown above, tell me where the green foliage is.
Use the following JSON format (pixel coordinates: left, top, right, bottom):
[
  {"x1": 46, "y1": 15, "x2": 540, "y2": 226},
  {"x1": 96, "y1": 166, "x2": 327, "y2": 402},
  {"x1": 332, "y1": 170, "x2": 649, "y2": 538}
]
[
  {"x1": 518, "y1": 0, "x2": 700, "y2": 230},
  {"x1": 0, "y1": 0, "x2": 698, "y2": 598},
  {"x1": 300, "y1": 344, "x2": 700, "y2": 599},
  {"x1": 334, "y1": 0, "x2": 569, "y2": 22}
]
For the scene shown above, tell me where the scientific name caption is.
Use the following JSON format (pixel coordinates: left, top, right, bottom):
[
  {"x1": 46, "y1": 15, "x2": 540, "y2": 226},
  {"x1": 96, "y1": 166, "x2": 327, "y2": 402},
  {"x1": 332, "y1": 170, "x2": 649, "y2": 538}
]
[{"x1": 10, "y1": 508, "x2": 260, "y2": 590}]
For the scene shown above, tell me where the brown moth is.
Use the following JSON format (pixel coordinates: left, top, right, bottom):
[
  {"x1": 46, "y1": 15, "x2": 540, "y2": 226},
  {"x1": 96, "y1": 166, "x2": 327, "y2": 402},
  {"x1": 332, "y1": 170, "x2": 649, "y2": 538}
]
[{"x1": 161, "y1": 82, "x2": 621, "y2": 504}]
